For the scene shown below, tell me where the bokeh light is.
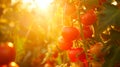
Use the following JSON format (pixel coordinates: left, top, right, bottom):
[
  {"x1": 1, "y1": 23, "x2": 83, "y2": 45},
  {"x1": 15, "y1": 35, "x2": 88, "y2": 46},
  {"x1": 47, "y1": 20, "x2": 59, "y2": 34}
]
[{"x1": 8, "y1": 42, "x2": 14, "y2": 48}]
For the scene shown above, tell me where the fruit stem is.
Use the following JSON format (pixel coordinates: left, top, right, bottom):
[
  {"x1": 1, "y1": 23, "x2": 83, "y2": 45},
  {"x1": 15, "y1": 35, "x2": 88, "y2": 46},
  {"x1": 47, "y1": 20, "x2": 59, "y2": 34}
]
[{"x1": 77, "y1": 1, "x2": 90, "y2": 67}]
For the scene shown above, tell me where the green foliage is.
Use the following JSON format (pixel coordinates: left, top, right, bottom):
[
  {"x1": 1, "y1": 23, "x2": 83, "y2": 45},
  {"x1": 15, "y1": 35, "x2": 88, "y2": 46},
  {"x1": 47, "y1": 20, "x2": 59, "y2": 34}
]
[
  {"x1": 14, "y1": 36, "x2": 26, "y2": 63},
  {"x1": 110, "y1": 29, "x2": 120, "y2": 40},
  {"x1": 103, "y1": 45, "x2": 120, "y2": 67},
  {"x1": 93, "y1": 2, "x2": 120, "y2": 67},
  {"x1": 97, "y1": 3, "x2": 120, "y2": 34}
]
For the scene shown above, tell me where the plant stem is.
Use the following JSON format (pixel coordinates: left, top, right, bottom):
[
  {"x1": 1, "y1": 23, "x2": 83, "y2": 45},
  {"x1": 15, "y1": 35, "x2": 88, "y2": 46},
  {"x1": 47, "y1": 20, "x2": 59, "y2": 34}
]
[{"x1": 78, "y1": 1, "x2": 89, "y2": 66}]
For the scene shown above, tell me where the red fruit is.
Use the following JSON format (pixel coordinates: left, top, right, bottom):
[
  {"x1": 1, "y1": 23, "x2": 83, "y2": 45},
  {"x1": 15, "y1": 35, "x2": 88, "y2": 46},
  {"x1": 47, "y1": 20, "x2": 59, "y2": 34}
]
[
  {"x1": 68, "y1": 48, "x2": 86, "y2": 62},
  {"x1": 0, "y1": 42, "x2": 16, "y2": 65},
  {"x1": 79, "y1": 25, "x2": 93, "y2": 40},
  {"x1": 83, "y1": 60, "x2": 89, "y2": 67},
  {"x1": 83, "y1": 25, "x2": 93, "y2": 39},
  {"x1": 58, "y1": 37, "x2": 73, "y2": 50},
  {"x1": 0, "y1": 65, "x2": 7, "y2": 67},
  {"x1": 81, "y1": 9, "x2": 97, "y2": 25},
  {"x1": 62, "y1": 26, "x2": 80, "y2": 41},
  {"x1": 89, "y1": 42, "x2": 103, "y2": 57},
  {"x1": 52, "y1": 51, "x2": 58, "y2": 58}
]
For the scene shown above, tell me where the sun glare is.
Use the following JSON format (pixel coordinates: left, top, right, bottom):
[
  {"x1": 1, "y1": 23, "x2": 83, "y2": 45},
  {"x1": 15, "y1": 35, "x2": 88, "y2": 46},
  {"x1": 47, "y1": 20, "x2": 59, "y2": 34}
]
[
  {"x1": 35, "y1": 0, "x2": 53, "y2": 10},
  {"x1": 20, "y1": 0, "x2": 53, "y2": 10},
  {"x1": 22, "y1": 0, "x2": 33, "y2": 4}
]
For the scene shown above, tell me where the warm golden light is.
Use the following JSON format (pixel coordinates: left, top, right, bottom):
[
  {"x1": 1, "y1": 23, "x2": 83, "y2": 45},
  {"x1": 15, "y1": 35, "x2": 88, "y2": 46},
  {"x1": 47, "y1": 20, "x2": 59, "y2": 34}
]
[
  {"x1": 35, "y1": 0, "x2": 53, "y2": 10},
  {"x1": 11, "y1": 0, "x2": 19, "y2": 5},
  {"x1": 8, "y1": 42, "x2": 14, "y2": 48},
  {"x1": 10, "y1": 62, "x2": 16, "y2": 66},
  {"x1": 111, "y1": 0, "x2": 118, "y2": 6},
  {"x1": 20, "y1": 0, "x2": 53, "y2": 10},
  {"x1": 22, "y1": 0, "x2": 33, "y2": 4},
  {"x1": 9, "y1": 62, "x2": 19, "y2": 67}
]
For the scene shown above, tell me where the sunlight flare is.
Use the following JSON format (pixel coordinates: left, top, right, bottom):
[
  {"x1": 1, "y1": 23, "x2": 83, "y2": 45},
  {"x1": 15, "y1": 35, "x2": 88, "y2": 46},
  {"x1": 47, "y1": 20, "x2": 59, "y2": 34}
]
[{"x1": 35, "y1": 0, "x2": 53, "y2": 10}]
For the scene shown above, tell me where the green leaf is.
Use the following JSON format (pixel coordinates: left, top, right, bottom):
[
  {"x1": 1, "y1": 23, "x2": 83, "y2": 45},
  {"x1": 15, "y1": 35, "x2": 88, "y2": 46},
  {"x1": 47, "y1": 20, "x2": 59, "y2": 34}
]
[
  {"x1": 56, "y1": 53, "x2": 62, "y2": 65},
  {"x1": 15, "y1": 36, "x2": 26, "y2": 63},
  {"x1": 97, "y1": 3, "x2": 120, "y2": 34},
  {"x1": 114, "y1": 15, "x2": 120, "y2": 26},
  {"x1": 110, "y1": 29, "x2": 120, "y2": 40},
  {"x1": 103, "y1": 45, "x2": 120, "y2": 67},
  {"x1": 108, "y1": 47, "x2": 120, "y2": 67}
]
